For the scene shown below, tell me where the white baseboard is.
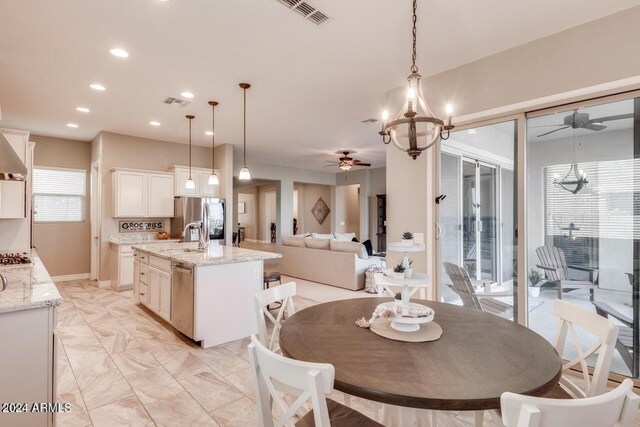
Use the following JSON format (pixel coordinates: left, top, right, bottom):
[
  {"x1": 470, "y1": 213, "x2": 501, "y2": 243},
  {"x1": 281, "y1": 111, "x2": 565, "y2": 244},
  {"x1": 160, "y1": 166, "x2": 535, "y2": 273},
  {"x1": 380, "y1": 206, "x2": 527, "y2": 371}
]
[
  {"x1": 98, "y1": 280, "x2": 112, "y2": 288},
  {"x1": 244, "y1": 239, "x2": 259, "y2": 243},
  {"x1": 51, "y1": 273, "x2": 90, "y2": 282}
]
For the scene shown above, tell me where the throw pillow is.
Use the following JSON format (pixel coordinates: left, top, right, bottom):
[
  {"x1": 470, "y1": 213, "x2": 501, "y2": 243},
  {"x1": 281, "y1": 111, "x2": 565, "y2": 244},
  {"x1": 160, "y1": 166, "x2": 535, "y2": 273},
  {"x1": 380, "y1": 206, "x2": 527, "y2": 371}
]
[
  {"x1": 330, "y1": 239, "x2": 368, "y2": 260},
  {"x1": 282, "y1": 235, "x2": 306, "y2": 247},
  {"x1": 362, "y1": 239, "x2": 373, "y2": 256},
  {"x1": 305, "y1": 237, "x2": 331, "y2": 250},
  {"x1": 351, "y1": 237, "x2": 359, "y2": 243},
  {"x1": 334, "y1": 232, "x2": 356, "y2": 241},
  {"x1": 311, "y1": 232, "x2": 334, "y2": 240}
]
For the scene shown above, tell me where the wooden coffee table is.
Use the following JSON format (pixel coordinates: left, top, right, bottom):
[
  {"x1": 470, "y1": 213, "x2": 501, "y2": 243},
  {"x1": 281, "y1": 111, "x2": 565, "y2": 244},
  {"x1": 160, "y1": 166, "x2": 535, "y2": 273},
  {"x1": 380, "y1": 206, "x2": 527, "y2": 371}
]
[{"x1": 279, "y1": 298, "x2": 562, "y2": 416}]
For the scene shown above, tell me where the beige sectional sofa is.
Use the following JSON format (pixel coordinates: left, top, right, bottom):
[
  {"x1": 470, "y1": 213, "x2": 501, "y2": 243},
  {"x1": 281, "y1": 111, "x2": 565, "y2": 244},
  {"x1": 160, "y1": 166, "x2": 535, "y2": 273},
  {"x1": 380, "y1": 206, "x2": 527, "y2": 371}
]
[{"x1": 279, "y1": 235, "x2": 383, "y2": 291}]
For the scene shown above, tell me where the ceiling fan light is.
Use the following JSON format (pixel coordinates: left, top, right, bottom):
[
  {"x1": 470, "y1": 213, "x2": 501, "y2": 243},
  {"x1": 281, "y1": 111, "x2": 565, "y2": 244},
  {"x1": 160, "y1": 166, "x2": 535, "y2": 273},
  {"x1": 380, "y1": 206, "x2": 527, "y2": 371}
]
[
  {"x1": 185, "y1": 178, "x2": 195, "y2": 190},
  {"x1": 208, "y1": 172, "x2": 219, "y2": 186},
  {"x1": 340, "y1": 164, "x2": 351, "y2": 171},
  {"x1": 239, "y1": 166, "x2": 251, "y2": 181}
]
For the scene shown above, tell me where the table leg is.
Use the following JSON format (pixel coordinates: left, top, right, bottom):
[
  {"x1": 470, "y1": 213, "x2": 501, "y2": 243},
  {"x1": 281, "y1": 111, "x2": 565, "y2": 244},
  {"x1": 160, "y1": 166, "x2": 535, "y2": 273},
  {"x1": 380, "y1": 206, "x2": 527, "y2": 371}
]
[{"x1": 474, "y1": 410, "x2": 484, "y2": 427}]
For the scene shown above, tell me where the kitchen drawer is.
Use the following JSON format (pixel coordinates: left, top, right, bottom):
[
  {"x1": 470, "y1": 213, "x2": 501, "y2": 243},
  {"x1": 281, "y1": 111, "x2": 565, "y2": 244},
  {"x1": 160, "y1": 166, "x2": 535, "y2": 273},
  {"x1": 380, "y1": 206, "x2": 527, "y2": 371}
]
[
  {"x1": 139, "y1": 263, "x2": 149, "y2": 284},
  {"x1": 137, "y1": 251, "x2": 149, "y2": 264},
  {"x1": 150, "y1": 255, "x2": 172, "y2": 273},
  {"x1": 139, "y1": 283, "x2": 149, "y2": 305}
]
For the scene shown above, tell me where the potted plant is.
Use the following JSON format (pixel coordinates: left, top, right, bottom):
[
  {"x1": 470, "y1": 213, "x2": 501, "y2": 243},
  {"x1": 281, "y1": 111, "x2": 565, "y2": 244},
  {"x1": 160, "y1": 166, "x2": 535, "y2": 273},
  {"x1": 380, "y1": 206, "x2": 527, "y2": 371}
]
[
  {"x1": 528, "y1": 269, "x2": 545, "y2": 298},
  {"x1": 393, "y1": 261, "x2": 406, "y2": 278},
  {"x1": 401, "y1": 231, "x2": 414, "y2": 246}
]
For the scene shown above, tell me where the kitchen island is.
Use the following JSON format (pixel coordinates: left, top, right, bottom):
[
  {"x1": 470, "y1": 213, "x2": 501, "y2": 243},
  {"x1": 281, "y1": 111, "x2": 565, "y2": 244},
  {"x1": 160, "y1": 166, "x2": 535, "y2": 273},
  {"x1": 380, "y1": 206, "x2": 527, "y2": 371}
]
[
  {"x1": 0, "y1": 251, "x2": 62, "y2": 427},
  {"x1": 131, "y1": 242, "x2": 281, "y2": 348}
]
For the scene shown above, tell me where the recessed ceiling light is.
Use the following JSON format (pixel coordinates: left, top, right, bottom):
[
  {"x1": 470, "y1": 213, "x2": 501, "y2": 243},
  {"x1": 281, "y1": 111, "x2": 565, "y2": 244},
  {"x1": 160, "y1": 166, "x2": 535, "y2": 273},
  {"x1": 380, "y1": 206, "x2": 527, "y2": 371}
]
[
  {"x1": 150, "y1": 121, "x2": 161, "y2": 126},
  {"x1": 109, "y1": 48, "x2": 129, "y2": 58},
  {"x1": 181, "y1": 91, "x2": 194, "y2": 99},
  {"x1": 467, "y1": 129, "x2": 477, "y2": 134},
  {"x1": 67, "y1": 123, "x2": 79, "y2": 128},
  {"x1": 90, "y1": 83, "x2": 106, "y2": 91},
  {"x1": 76, "y1": 107, "x2": 90, "y2": 113},
  {"x1": 204, "y1": 131, "x2": 213, "y2": 136}
]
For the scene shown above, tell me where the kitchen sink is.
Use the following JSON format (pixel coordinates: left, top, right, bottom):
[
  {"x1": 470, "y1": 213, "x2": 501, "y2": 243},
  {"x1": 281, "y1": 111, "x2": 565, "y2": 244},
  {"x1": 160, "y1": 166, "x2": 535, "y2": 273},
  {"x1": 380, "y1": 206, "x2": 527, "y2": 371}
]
[{"x1": 157, "y1": 248, "x2": 204, "y2": 254}]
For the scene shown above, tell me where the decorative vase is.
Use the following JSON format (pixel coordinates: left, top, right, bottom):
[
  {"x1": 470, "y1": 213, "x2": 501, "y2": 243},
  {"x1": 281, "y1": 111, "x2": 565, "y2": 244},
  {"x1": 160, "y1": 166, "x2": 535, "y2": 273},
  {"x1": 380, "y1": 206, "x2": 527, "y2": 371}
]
[
  {"x1": 401, "y1": 238, "x2": 413, "y2": 247},
  {"x1": 404, "y1": 268, "x2": 413, "y2": 279},
  {"x1": 528, "y1": 286, "x2": 540, "y2": 298}
]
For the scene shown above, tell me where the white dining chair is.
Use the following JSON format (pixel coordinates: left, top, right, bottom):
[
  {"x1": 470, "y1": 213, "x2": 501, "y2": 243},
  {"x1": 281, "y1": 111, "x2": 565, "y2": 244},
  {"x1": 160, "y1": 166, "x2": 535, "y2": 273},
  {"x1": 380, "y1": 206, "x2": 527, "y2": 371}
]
[
  {"x1": 551, "y1": 299, "x2": 619, "y2": 398},
  {"x1": 501, "y1": 378, "x2": 639, "y2": 427},
  {"x1": 255, "y1": 281, "x2": 296, "y2": 354},
  {"x1": 248, "y1": 334, "x2": 383, "y2": 427}
]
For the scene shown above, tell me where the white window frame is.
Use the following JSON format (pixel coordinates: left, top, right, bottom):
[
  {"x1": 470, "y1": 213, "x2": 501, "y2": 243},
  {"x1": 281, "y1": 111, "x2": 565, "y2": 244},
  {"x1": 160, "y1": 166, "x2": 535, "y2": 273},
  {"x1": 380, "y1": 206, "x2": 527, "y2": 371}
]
[{"x1": 32, "y1": 166, "x2": 87, "y2": 224}]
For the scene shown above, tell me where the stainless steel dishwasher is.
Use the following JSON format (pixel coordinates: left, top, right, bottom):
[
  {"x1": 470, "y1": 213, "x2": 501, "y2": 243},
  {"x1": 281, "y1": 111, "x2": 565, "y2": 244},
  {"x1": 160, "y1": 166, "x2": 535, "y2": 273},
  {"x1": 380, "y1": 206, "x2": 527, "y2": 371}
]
[{"x1": 171, "y1": 262, "x2": 195, "y2": 339}]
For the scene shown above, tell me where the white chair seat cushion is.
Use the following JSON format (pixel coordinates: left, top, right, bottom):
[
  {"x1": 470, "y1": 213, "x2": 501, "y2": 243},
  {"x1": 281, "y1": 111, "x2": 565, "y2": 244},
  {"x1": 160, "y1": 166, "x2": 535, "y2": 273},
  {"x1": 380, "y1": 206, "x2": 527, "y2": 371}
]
[{"x1": 296, "y1": 399, "x2": 383, "y2": 427}]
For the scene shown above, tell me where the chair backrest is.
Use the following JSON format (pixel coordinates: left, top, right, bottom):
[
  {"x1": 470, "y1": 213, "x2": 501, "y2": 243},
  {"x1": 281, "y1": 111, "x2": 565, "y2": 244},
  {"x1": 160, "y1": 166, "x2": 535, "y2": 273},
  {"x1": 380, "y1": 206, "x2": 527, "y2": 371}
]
[
  {"x1": 553, "y1": 300, "x2": 619, "y2": 398},
  {"x1": 443, "y1": 262, "x2": 482, "y2": 311},
  {"x1": 248, "y1": 334, "x2": 334, "y2": 427},
  {"x1": 536, "y1": 246, "x2": 569, "y2": 282},
  {"x1": 255, "y1": 282, "x2": 296, "y2": 353},
  {"x1": 501, "y1": 379, "x2": 639, "y2": 427}
]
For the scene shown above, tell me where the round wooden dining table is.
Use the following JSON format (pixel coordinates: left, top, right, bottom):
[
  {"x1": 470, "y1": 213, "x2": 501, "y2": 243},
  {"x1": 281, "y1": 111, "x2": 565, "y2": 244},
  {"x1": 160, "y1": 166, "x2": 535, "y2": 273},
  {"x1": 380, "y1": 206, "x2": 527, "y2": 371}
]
[{"x1": 279, "y1": 297, "x2": 562, "y2": 413}]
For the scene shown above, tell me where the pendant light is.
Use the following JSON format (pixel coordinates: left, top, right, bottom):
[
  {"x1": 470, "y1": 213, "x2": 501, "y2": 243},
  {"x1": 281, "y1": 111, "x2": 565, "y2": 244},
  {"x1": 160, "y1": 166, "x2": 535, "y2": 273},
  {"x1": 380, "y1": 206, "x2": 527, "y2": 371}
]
[
  {"x1": 378, "y1": 0, "x2": 454, "y2": 159},
  {"x1": 185, "y1": 114, "x2": 196, "y2": 190},
  {"x1": 207, "y1": 101, "x2": 220, "y2": 186},
  {"x1": 238, "y1": 83, "x2": 251, "y2": 181}
]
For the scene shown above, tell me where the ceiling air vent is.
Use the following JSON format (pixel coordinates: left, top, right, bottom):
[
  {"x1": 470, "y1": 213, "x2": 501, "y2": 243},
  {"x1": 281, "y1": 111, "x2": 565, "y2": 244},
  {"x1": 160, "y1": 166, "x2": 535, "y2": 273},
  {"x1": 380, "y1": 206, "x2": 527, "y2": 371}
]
[
  {"x1": 276, "y1": 0, "x2": 330, "y2": 26},
  {"x1": 162, "y1": 97, "x2": 191, "y2": 107}
]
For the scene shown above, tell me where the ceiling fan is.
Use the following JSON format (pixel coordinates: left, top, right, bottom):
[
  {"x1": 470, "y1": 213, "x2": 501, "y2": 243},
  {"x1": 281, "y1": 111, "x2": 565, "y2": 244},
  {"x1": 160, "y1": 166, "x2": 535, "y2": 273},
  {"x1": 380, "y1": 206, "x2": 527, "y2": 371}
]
[
  {"x1": 324, "y1": 151, "x2": 371, "y2": 171},
  {"x1": 536, "y1": 109, "x2": 633, "y2": 138}
]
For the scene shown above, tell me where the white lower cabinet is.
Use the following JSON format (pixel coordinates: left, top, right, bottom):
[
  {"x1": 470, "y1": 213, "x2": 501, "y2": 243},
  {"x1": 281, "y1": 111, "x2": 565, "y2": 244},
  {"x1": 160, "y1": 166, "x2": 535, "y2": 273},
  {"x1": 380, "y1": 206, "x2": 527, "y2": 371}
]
[{"x1": 134, "y1": 250, "x2": 171, "y2": 322}]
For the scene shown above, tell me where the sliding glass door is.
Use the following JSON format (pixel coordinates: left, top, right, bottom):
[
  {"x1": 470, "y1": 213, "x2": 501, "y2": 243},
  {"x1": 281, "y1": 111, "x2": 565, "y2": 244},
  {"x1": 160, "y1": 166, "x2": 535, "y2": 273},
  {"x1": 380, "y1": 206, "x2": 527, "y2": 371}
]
[
  {"x1": 438, "y1": 121, "x2": 517, "y2": 320},
  {"x1": 526, "y1": 97, "x2": 638, "y2": 378}
]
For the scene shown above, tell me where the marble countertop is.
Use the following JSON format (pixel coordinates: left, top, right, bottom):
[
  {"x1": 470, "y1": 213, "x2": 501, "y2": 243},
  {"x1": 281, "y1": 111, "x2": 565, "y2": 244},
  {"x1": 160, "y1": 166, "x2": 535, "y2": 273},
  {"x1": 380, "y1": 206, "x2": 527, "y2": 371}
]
[
  {"x1": 109, "y1": 234, "x2": 180, "y2": 245},
  {"x1": 131, "y1": 242, "x2": 282, "y2": 267},
  {"x1": 0, "y1": 250, "x2": 63, "y2": 314}
]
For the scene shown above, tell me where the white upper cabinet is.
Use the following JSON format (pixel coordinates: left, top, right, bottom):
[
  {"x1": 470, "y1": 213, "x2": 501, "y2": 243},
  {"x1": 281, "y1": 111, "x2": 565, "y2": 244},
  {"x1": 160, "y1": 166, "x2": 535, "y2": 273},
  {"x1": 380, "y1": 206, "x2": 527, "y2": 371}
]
[
  {"x1": 148, "y1": 174, "x2": 174, "y2": 217},
  {"x1": 113, "y1": 169, "x2": 174, "y2": 218},
  {"x1": 0, "y1": 130, "x2": 28, "y2": 219},
  {"x1": 172, "y1": 166, "x2": 220, "y2": 197}
]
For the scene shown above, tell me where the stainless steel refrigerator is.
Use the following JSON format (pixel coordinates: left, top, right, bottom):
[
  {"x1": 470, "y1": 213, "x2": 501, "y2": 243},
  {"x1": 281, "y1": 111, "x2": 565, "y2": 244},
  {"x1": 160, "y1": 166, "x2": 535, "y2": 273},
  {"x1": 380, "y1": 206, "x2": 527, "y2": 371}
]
[{"x1": 171, "y1": 197, "x2": 225, "y2": 244}]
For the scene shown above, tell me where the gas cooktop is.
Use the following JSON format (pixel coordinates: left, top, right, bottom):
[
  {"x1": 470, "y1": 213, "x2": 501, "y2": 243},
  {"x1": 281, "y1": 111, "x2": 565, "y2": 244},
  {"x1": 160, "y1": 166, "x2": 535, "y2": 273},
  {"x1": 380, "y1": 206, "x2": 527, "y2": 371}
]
[{"x1": 0, "y1": 253, "x2": 32, "y2": 265}]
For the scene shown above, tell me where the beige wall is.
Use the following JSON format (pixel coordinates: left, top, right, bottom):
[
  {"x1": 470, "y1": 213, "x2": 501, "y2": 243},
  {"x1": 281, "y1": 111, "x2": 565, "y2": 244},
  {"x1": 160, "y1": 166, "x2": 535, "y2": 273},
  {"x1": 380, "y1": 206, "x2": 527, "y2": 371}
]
[
  {"x1": 298, "y1": 183, "x2": 332, "y2": 235},
  {"x1": 93, "y1": 132, "x2": 232, "y2": 282},
  {"x1": 421, "y1": 6, "x2": 640, "y2": 120},
  {"x1": 31, "y1": 134, "x2": 92, "y2": 277},
  {"x1": 334, "y1": 184, "x2": 360, "y2": 238},
  {"x1": 237, "y1": 188, "x2": 258, "y2": 241},
  {"x1": 386, "y1": 7, "x2": 640, "y2": 300}
]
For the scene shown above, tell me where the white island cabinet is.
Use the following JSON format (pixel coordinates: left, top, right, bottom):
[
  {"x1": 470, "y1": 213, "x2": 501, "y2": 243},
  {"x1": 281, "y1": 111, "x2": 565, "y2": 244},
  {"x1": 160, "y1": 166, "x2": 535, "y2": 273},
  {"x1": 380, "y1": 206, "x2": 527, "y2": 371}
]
[{"x1": 132, "y1": 242, "x2": 281, "y2": 348}]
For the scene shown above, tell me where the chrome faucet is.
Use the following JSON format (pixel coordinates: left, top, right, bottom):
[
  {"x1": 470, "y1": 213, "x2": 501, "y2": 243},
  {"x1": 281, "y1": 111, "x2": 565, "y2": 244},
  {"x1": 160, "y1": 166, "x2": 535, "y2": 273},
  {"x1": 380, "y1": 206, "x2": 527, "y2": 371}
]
[
  {"x1": 182, "y1": 222, "x2": 207, "y2": 252},
  {"x1": 202, "y1": 202, "x2": 210, "y2": 247}
]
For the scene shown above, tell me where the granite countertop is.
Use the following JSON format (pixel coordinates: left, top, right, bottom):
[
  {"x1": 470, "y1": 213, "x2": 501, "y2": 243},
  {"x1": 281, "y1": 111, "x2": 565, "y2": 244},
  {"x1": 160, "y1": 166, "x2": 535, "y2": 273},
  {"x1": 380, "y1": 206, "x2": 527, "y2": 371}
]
[
  {"x1": 131, "y1": 242, "x2": 282, "y2": 267},
  {"x1": 0, "y1": 250, "x2": 63, "y2": 314},
  {"x1": 109, "y1": 234, "x2": 181, "y2": 246}
]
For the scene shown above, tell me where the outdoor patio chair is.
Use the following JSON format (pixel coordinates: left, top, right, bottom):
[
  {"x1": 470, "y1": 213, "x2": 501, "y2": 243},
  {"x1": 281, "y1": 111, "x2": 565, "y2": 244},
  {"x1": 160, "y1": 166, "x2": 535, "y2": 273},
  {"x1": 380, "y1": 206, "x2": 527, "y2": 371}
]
[
  {"x1": 443, "y1": 262, "x2": 512, "y2": 317},
  {"x1": 593, "y1": 273, "x2": 638, "y2": 377},
  {"x1": 535, "y1": 246, "x2": 597, "y2": 301}
]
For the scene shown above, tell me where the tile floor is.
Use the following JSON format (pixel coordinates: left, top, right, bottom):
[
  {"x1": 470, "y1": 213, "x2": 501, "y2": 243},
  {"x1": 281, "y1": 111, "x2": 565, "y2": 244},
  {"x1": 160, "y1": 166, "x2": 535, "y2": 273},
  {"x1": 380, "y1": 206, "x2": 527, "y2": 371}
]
[{"x1": 53, "y1": 274, "x2": 640, "y2": 427}]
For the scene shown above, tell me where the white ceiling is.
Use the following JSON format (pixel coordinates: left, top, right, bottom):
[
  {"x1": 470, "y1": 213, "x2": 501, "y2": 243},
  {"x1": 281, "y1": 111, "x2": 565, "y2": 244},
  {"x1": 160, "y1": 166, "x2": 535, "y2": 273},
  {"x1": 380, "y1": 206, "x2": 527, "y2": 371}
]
[{"x1": 1, "y1": 0, "x2": 639, "y2": 171}]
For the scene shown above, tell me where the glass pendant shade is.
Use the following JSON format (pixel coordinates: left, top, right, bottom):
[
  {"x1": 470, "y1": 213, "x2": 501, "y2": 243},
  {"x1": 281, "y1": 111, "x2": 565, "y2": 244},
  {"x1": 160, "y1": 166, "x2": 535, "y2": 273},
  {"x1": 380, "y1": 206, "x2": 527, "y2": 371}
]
[
  {"x1": 185, "y1": 177, "x2": 195, "y2": 189},
  {"x1": 340, "y1": 164, "x2": 351, "y2": 171},
  {"x1": 239, "y1": 166, "x2": 251, "y2": 181},
  {"x1": 207, "y1": 173, "x2": 219, "y2": 186}
]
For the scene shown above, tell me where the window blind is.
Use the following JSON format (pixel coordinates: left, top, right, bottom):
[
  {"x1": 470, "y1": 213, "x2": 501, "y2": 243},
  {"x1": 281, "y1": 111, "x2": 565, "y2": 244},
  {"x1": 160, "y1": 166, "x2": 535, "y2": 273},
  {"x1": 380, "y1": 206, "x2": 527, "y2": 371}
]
[
  {"x1": 33, "y1": 168, "x2": 86, "y2": 222},
  {"x1": 545, "y1": 158, "x2": 640, "y2": 241}
]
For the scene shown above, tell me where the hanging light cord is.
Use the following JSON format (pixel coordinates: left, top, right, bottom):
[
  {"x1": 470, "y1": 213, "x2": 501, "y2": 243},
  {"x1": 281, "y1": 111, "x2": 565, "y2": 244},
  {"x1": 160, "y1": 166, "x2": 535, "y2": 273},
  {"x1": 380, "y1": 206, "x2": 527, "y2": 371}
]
[
  {"x1": 243, "y1": 87, "x2": 247, "y2": 166},
  {"x1": 411, "y1": 0, "x2": 418, "y2": 73},
  {"x1": 188, "y1": 116, "x2": 192, "y2": 178},
  {"x1": 211, "y1": 105, "x2": 216, "y2": 174}
]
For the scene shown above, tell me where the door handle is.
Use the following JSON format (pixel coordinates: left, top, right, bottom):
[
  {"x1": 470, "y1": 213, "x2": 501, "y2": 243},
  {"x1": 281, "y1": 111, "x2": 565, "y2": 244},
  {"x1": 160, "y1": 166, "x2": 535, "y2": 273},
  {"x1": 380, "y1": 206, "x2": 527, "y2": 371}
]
[
  {"x1": 435, "y1": 223, "x2": 443, "y2": 240},
  {"x1": 93, "y1": 236, "x2": 99, "y2": 240}
]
